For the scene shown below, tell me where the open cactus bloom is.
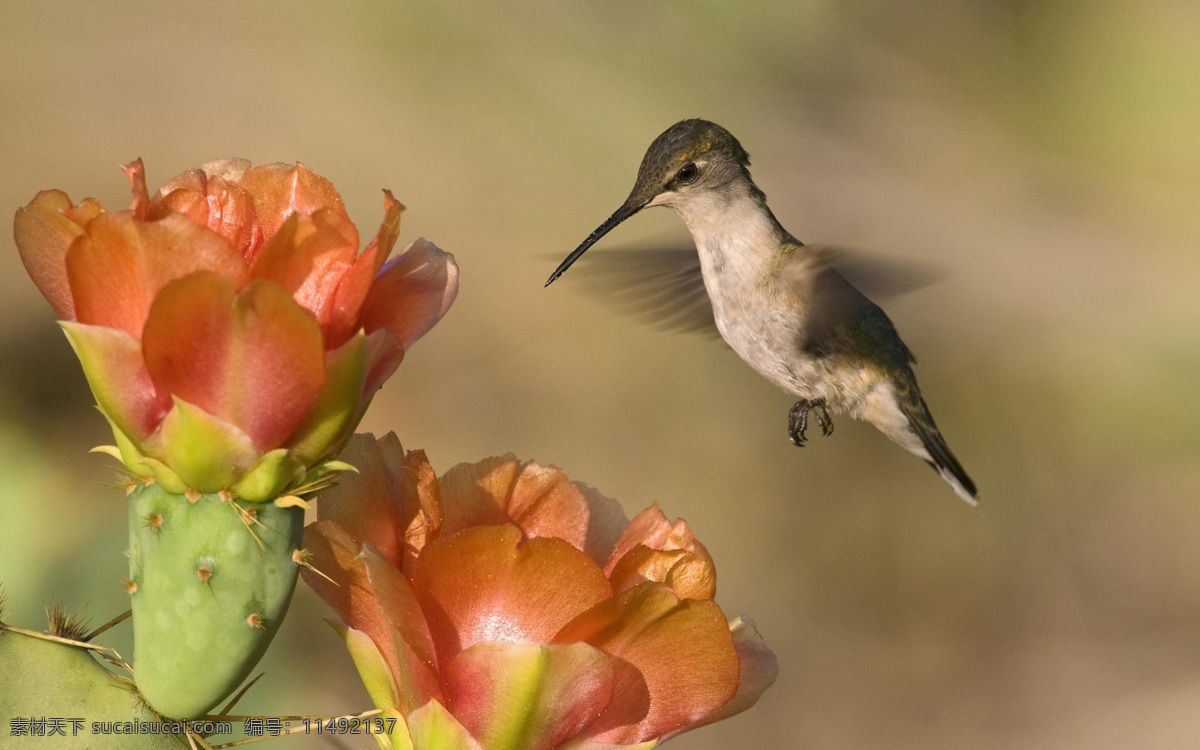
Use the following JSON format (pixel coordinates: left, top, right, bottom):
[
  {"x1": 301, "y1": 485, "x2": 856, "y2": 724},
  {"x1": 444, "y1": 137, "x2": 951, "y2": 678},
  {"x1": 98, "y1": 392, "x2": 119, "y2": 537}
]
[
  {"x1": 303, "y1": 433, "x2": 778, "y2": 750},
  {"x1": 14, "y1": 159, "x2": 458, "y2": 501},
  {"x1": 13, "y1": 160, "x2": 458, "y2": 719}
]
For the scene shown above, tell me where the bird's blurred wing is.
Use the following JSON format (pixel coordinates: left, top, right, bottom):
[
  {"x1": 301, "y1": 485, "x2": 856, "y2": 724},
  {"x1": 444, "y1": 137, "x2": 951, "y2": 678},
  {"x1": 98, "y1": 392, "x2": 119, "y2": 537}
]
[
  {"x1": 555, "y1": 243, "x2": 941, "y2": 342},
  {"x1": 556, "y1": 245, "x2": 720, "y2": 336},
  {"x1": 780, "y1": 245, "x2": 925, "y2": 367},
  {"x1": 801, "y1": 245, "x2": 941, "y2": 300}
]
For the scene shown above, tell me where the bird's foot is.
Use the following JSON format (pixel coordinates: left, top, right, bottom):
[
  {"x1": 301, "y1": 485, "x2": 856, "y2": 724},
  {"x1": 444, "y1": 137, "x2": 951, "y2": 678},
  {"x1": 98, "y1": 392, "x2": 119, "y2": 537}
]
[
  {"x1": 788, "y1": 398, "x2": 833, "y2": 446},
  {"x1": 814, "y1": 401, "x2": 834, "y2": 437}
]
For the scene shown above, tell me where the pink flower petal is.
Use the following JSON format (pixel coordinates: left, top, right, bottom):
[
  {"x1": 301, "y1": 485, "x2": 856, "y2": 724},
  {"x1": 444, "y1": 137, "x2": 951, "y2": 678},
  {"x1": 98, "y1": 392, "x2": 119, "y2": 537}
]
[
  {"x1": 65, "y1": 212, "x2": 247, "y2": 337},
  {"x1": 411, "y1": 525, "x2": 613, "y2": 668},
  {"x1": 60, "y1": 322, "x2": 170, "y2": 442},
  {"x1": 141, "y1": 273, "x2": 326, "y2": 450},
  {"x1": 554, "y1": 582, "x2": 739, "y2": 744},
  {"x1": 360, "y1": 238, "x2": 458, "y2": 350},
  {"x1": 13, "y1": 190, "x2": 104, "y2": 319},
  {"x1": 362, "y1": 327, "x2": 404, "y2": 397},
  {"x1": 444, "y1": 641, "x2": 614, "y2": 750}
]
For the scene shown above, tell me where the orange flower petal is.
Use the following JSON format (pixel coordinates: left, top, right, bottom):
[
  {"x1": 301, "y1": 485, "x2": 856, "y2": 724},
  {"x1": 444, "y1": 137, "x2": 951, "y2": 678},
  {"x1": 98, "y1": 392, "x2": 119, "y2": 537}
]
[
  {"x1": 13, "y1": 190, "x2": 104, "y2": 319},
  {"x1": 237, "y1": 162, "x2": 348, "y2": 243},
  {"x1": 141, "y1": 274, "x2": 325, "y2": 450},
  {"x1": 313, "y1": 431, "x2": 408, "y2": 562},
  {"x1": 607, "y1": 545, "x2": 716, "y2": 601},
  {"x1": 411, "y1": 525, "x2": 613, "y2": 668},
  {"x1": 371, "y1": 189, "x2": 405, "y2": 270},
  {"x1": 314, "y1": 432, "x2": 443, "y2": 572},
  {"x1": 249, "y1": 209, "x2": 360, "y2": 333},
  {"x1": 665, "y1": 616, "x2": 778, "y2": 739},
  {"x1": 151, "y1": 163, "x2": 262, "y2": 260},
  {"x1": 322, "y1": 191, "x2": 406, "y2": 349},
  {"x1": 554, "y1": 582, "x2": 739, "y2": 744},
  {"x1": 438, "y1": 457, "x2": 592, "y2": 551},
  {"x1": 574, "y1": 482, "x2": 630, "y2": 567},
  {"x1": 605, "y1": 504, "x2": 713, "y2": 583},
  {"x1": 360, "y1": 238, "x2": 459, "y2": 350},
  {"x1": 65, "y1": 212, "x2": 247, "y2": 337},
  {"x1": 122, "y1": 159, "x2": 150, "y2": 220},
  {"x1": 362, "y1": 545, "x2": 442, "y2": 713},
  {"x1": 401, "y1": 448, "x2": 444, "y2": 573},
  {"x1": 302, "y1": 520, "x2": 442, "y2": 715},
  {"x1": 444, "y1": 641, "x2": 614, "y2": 750}
]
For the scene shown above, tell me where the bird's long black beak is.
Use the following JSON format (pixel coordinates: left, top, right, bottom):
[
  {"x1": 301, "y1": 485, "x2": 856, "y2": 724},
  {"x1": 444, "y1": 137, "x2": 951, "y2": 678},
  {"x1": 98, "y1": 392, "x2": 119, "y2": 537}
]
[{"x1": 545, "y1": 200, "x2": 644, "y2": 286}]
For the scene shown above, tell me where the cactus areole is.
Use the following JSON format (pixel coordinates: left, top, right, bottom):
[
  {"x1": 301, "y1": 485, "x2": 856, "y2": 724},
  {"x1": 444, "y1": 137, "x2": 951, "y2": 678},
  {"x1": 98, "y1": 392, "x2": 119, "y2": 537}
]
[{"x1": 128, "y1": 483, "x2": 304, "y2": 718}]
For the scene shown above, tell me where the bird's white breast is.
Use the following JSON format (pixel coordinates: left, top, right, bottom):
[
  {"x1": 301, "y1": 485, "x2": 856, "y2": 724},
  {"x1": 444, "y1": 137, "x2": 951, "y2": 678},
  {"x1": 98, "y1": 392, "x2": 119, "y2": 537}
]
[{"x1": 672, "y1": 191, "x2": 874, "y2": 410}]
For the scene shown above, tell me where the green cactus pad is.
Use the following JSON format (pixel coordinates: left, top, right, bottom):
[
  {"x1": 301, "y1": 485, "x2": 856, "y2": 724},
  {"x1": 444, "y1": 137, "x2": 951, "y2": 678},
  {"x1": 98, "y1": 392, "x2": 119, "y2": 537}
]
[
  {"x1": 0, "y1": 628, "x2": 188, "y2": 749},
  {"x1": 128, "y1": 483, "x2": 303, "y2": 718}
]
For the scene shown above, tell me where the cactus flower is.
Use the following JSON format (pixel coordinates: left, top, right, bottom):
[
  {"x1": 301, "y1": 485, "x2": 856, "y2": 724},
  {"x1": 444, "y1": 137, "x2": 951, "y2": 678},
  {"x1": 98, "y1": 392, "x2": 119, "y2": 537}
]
[
  {"x1": 303, "y1": 434, "x2": 778, "y2": 750},
  {"x1": 13, "y1": 160, "x2": 458, "y2": 719},
  {"x1": 14, "y1": 159, "x2": 458, "y2": 501}
]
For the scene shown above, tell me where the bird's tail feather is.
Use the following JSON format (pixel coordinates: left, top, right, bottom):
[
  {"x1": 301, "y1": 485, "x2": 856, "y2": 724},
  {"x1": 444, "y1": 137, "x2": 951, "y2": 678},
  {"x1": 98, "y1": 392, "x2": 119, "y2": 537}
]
[{"x1": 891, "y1": 380, "x2": 978, "y2": 505}]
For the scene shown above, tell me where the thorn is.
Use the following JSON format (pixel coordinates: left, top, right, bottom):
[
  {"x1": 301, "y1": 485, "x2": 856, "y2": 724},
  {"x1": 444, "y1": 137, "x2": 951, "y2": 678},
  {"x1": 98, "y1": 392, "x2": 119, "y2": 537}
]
[
  {"x1": 292, "y1": 549, "x2": 339, "y2": 587},
  {"x1": 142, "y1": 476, "x2": 156, "y2": 487},
  {"x1": 84, "y1": 609, "x2": 131, "y2": 641},
  {"x1": 46, "y1": 600, "x2": 91, "y2": 641},
  {"x1": 218, "y1": 489, "x2": 234, "y2": 503},
  {"x1": 216, "y1": 672, "x2": 265, "y2": 717},
  {"x1": 196, "y1": 565, "x2": 213, "y2": 584},
  {"x1": 143, "y1": 513, "x2": 164, "y2": 531},
  {"x1": 246, "y1": 613, "x2": 264, "y2": 629},
  {"x1": 230, "y1": 501, "x2": 265, "y2": 550},
  {"x1": 185, "y1": 489, "x2": 202, "y2": 503},
  {"x1": 124, "y1": 579, "x2": 138, "y2": 595}
]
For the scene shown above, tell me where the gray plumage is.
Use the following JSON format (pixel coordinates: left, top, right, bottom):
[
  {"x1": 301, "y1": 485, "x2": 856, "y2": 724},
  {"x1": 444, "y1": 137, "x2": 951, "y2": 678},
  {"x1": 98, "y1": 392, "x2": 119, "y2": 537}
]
[{"x1": 547, "y1": 119, "x2": 977, "y2": 503}]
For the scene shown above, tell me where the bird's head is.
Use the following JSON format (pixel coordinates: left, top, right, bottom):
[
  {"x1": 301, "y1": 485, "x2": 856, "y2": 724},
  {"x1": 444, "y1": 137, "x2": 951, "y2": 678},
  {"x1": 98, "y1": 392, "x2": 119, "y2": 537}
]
[{"x1": 546, "y1": 119, "x2": 754, "y2": 286}]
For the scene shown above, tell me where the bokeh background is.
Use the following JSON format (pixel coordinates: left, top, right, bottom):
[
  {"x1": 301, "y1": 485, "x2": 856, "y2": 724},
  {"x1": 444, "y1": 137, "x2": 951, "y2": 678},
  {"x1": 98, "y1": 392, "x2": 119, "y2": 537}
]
[{"x1": 2, "y1": 1, "x2": 1199, "y2": 748}]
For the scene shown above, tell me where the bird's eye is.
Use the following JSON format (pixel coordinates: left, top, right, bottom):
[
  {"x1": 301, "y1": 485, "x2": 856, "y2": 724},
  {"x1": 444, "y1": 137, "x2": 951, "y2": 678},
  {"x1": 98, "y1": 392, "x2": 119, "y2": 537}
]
[{"x1": 675, "y1": 162, "x2": 699, "y2": 185}]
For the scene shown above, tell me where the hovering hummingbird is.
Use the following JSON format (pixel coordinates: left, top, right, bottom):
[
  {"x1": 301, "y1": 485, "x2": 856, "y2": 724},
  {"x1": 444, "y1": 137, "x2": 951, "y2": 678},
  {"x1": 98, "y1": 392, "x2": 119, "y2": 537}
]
[{"x1": 545, "y1": 119, "x2": 978, "y2": 504}]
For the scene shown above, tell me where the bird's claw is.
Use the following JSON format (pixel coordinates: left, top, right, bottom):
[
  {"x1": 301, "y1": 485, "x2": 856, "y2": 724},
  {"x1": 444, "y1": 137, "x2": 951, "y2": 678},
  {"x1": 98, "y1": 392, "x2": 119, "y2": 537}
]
[
  {"x1": 788, "y1": 398, "x2": 833, "y2": 446},
  {"x1": 815, "y1": 402, "x2": 834, "y2": 437}
]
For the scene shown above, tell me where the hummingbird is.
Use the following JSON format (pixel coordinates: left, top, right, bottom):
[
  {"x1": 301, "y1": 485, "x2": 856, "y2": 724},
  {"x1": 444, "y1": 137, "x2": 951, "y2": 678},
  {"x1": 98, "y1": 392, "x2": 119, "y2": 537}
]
[{"x1": 545, "y1": 119, "x2": 978, "y2": 504}]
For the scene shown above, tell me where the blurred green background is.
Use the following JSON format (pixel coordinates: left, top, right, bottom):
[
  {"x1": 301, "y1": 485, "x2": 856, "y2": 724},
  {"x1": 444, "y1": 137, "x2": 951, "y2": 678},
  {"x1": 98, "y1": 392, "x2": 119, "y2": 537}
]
[{"x1": 2, "y1": 1, "x2": 1199, "y2": 748}]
